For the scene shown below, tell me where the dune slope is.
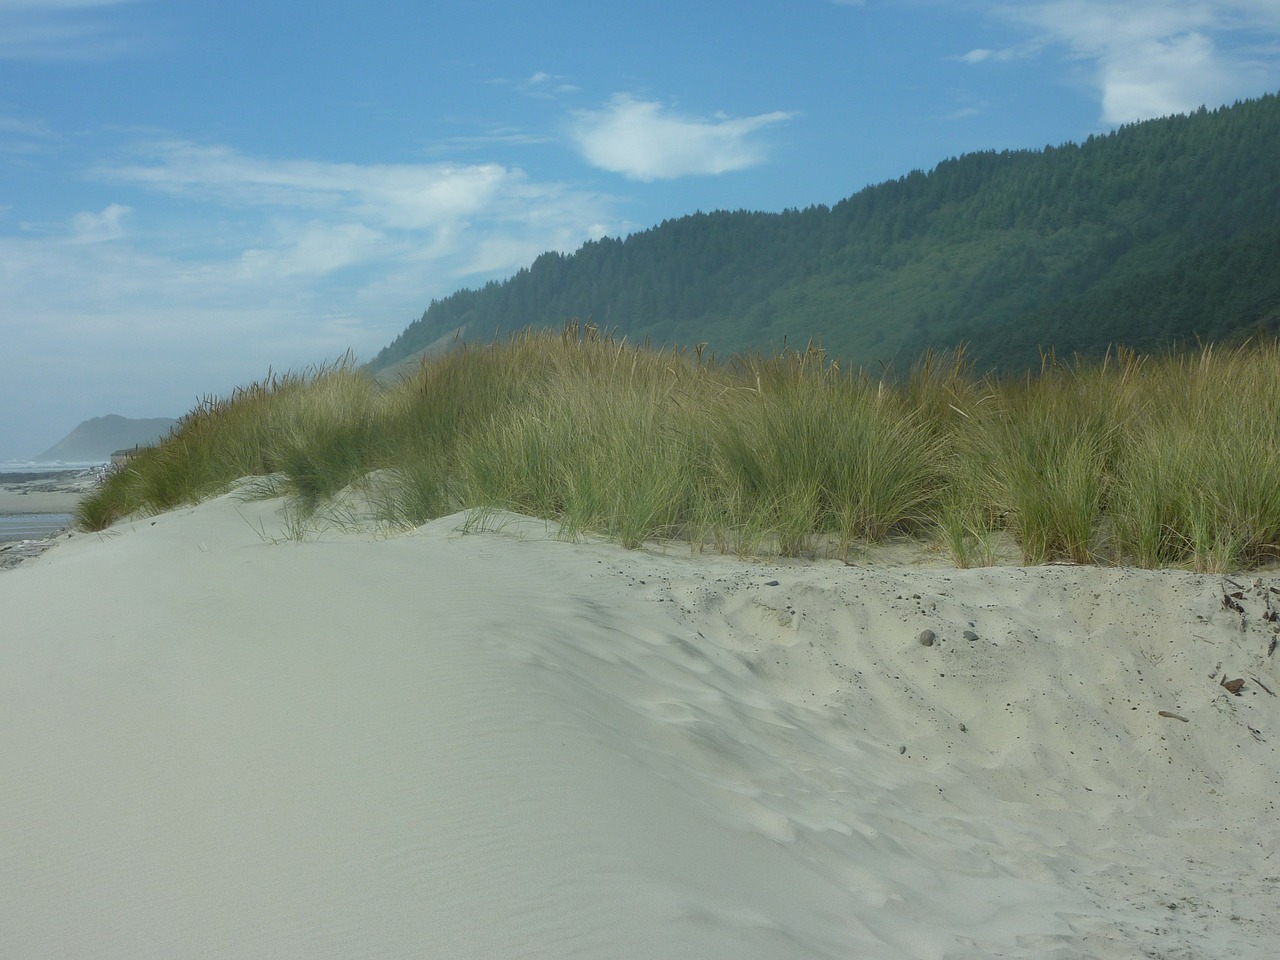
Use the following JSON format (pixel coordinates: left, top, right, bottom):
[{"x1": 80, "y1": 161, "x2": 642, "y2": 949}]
[{"x1": 2, "y1": 495, "x2": 1278, "y2": 959}]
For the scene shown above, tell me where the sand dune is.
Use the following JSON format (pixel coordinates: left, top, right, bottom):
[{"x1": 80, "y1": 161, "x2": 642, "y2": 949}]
[{"x1": 3, "y1": 492, "x2": 1278, "y2": 958}]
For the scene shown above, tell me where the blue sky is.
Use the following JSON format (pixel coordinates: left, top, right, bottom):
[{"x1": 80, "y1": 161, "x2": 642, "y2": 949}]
[{"x1": 3, "y1": 0, "x2": 1279, "y2": 459}]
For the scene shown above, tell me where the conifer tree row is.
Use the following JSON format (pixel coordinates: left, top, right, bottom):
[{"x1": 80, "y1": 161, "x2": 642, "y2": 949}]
[{"x1": 372, "y1": 93, "x2": 1280, "y2": 377}]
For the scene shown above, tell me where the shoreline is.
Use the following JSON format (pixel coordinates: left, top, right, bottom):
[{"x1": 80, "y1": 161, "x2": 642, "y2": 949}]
[
  {"x1": 0, "y1": 526, "x2": 76, "y2": 569},
  {"x1": 0, "y1": 470, "x2": 97, "y2": 568},
  {"x1": 0, "y1": 467, "x2": 99, "y2": 514}
]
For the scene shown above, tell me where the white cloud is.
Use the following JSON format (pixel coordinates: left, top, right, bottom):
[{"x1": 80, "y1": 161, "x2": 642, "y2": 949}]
[
  {"x1": 981, "y1": 1, "x2": 1280, "y2": 123},
  {"x1": 235, "y1": 221, "x2": 387, "y2": 280},
  {"x1": 70, "y1": 202, "x2": 130, "y2": 242},
  {"x1": 1099, "y1": 31, "x2": 1232, "y2": 121},
  {"x1": 0, "y1": 140, "x2": 618, "y2": 458},
  {"x1": 570, "y1": 95, "x2": 793, "y2": 181},
  {"x1": 87, "y1": 139, "x2": 616, "y2": 303}
]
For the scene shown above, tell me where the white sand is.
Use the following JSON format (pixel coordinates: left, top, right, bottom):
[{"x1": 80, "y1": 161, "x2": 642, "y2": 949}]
[{"x1": 2, "y1": 493, "x2": 1278, "y2": 959}]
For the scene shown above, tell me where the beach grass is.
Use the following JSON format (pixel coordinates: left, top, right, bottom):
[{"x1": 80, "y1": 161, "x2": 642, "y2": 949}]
[{"x1": 75, "y1": 325, "x2": 1280, "y2": 570}]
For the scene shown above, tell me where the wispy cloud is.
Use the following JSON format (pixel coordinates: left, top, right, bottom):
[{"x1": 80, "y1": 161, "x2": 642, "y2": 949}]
[
  {"x1": 958, "y1": 44, "x2": 1036, "y2": 65},
  {"x1": 517, "y1": 71, "x2": 581, "y2": 100},
  {"x1": 0, "y1": 111, "x2": 59, "y2": 158},
  {"x1": 0, "y1": 139, "x2": 619, "y2": 455},
  {"x1": 0, "y1": 2, "x2": 135, "y2": 8},
  {"x1": 569, "y1": 95, "x2": 793, "y2": 181},
  {"x1": 99, "y1": 142, "x2": 538, "y2": 229},
  {"x1": 487, "y1": 70, "x2": 581, "y2": 101},
  {"x1": 425, "y1": 125, "x2": 556, "y2": 155},
  {"x1": 0, "y1": 0, "x2": 143, "y2": 60},
  {"x1": 975, "y1": 1, "x2": 1280, "y2": 123},
  {"x1": 0, "y1": 113, "x2": 54, "y2": 136},
  {"x1": 94, "y1": 141, "x2": 615, "y2": 265}
]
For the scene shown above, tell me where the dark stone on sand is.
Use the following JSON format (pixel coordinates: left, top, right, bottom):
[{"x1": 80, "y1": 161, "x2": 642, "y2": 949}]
[
  {"x1": 963, "y1": 630, "x2": 979, "y2": 641},
  {"x1": 917, "y1": 629, "x2": 936, "y2": 647}
]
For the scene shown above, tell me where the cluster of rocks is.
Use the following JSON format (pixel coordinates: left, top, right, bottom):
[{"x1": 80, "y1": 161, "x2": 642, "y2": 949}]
[
  {"x1": 0, "y1": 535, "x2": 66, "y2": 571},
  {"x1": 916, "y1": 627, "x2": 981, "y2": 646}
]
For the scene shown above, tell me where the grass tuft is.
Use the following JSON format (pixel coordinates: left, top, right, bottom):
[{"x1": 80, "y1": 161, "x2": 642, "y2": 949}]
[{"x1": 74, "y1": 326, "x2": 1280, "y2": 571}]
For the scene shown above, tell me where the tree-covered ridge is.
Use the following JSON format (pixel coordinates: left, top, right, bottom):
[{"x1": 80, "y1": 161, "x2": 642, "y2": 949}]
[{"x1": 371, "y1": 93, "x2": 1280, "y2": 376}]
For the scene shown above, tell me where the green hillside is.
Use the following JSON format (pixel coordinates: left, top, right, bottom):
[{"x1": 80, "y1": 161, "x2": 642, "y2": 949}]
[{"x1": 371, "y1": 93, "x2": 1280, "y2": 376}]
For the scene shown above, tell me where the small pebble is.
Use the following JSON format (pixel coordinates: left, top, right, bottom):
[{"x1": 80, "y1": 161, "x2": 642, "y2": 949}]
[
  {"x1": 963, "y1": 630, "x2": 979, "y2": 641},
  {"x1": 899, "y1": 745, "x2": 906, "y2": 755},
  {"x1": 917, "y1": 629, "x2": 936, "y2": 647}
]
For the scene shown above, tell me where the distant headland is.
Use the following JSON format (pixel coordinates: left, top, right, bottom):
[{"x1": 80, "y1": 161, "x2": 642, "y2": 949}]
[{"x1": 34, "y1": 414, "x2": 177, "y2": 464}]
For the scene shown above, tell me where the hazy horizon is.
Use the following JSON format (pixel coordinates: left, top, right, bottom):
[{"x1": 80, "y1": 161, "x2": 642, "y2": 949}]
[{"x1": 4, "y1": 0, "x2": 1280, "y2": 459}]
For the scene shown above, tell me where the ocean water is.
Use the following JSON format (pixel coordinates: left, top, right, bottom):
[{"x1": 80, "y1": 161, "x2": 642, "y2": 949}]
[
  {"x1": 0, "y1": 461, "x2": 105, "y2": 476},
  {"x1": 0, "y1": 513, "x2": 73, "y2": 544},
  {"x1": 0, "y1": 462, "x2": 99, "y2": 543}
]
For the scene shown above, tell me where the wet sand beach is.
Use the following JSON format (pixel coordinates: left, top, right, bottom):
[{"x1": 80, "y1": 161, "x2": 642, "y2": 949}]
[{"x1": 0, "y1": 469, "x2": 97, "y2": 566}]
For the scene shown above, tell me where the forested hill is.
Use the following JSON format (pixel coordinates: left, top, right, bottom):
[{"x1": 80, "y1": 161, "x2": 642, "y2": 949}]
[{"x1": 371, "y1": 92, "x2": 1280, "y2": 376}]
